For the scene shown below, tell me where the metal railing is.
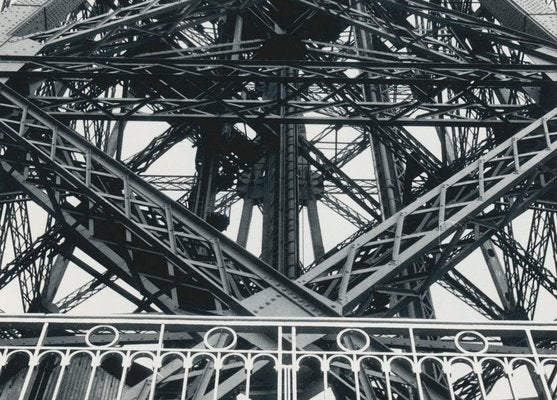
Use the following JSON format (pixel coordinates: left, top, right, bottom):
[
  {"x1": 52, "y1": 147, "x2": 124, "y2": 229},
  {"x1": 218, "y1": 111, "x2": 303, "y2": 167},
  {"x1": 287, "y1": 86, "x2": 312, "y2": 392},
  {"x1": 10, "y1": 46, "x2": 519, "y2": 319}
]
[{"x1": 0, "y1": 315, "x2": 555, "y2": 399}]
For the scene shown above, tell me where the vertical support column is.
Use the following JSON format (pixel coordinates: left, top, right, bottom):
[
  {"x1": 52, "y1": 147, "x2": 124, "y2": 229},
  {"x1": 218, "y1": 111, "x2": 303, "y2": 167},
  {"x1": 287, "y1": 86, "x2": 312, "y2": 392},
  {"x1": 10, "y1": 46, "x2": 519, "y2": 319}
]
[
  {"x1": 299, "y1": 126, "x2": 325, "y2": 261},
  {"x1": 305, "y1": 199, "x2": 325, "y2": 260},
  {"x1": 352, "y1": 0, "x2": 430, "y2": 319},
  {"x1": 0, "y1": 203, "x2": 9, "y2": 268},
  {"x1": 481, "y1": 242, "x2": 514, "y2": 311},
  {"x1": 352, "y1": 0, "x2": 401, "y2": 219},
  {"x1": 262, "y1": 139, "x2": 279, "y2": 265},
  {"x1": 260, "y1": 33, "x2": 303, "y2": 277},
  {"x1": 236, "y1": 195, "x2": 254, "y2": 248},
  {"x1": 105, "y1": 82, "x2": 129, "y2": 160},
  {"x1": 261, "y1": 77, "x2": 300, "y2": 277},
  {"x1": 280, "y1": 112, "x2": 300, "y2": 278},
  {"x1": 189, "y1": 14, "x2": 244, "y2": 229},
  {"x1": 190, "y1": 130, "x2": 219, "y2": 220}
]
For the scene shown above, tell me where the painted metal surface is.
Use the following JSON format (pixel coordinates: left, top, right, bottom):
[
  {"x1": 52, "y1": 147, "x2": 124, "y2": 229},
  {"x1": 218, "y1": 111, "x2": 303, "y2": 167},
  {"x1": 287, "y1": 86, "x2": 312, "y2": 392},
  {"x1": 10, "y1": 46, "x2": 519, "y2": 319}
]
[
  {"x1": 1, "y1": 0, "x2": 557, "y2": 398},
  {"x1": 0, "y1": 315, "x2": 555, "y2": 399}
]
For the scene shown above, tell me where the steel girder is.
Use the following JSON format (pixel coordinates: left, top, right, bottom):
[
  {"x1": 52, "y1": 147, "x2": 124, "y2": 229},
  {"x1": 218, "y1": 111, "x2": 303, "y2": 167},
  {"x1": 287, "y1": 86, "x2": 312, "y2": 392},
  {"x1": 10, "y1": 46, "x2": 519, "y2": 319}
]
[
  {"x1": 0, "y1": 79, "x2": 557, "y2": 391},
  {"x1": 2, "y1": 0, "x2": 556, "y2": 396},
  {"x1": 0, "y1": 0, "x2": 544, "y2": 332},
  {"x1": 300, "y1": 107, "x2": 557, "y2": 315},
  {"x1": 0, "y1": 59, "x2": 547, "y2": 129},
  {"x1": 0, "y1": 81, "x2": 455, "y2": 399},
  {"x1": 0, "y1": 82, "x2": 339, "y2": 317}
]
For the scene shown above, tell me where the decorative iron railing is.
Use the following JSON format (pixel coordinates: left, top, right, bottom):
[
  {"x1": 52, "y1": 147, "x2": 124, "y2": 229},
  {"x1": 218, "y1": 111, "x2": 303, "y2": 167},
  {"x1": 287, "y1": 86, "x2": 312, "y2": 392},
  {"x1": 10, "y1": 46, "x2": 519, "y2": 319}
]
[{"x1": 0, "y1": 315, "x2": 555, "y2": 399}]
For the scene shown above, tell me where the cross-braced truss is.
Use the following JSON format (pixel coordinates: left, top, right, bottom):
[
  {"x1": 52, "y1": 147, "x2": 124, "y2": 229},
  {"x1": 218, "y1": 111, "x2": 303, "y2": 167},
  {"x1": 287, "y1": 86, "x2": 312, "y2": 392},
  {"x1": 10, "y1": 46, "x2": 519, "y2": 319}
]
[{"x1": 1, "y1": 0, "x2": 557, "y2": 398}]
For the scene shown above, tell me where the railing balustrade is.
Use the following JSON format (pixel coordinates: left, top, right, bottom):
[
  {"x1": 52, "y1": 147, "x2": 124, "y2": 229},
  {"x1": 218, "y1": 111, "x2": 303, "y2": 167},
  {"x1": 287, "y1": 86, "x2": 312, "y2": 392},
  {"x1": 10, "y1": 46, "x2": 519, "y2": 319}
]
[{"x1": 0, "y1": 315, "x2": 554, "y2": 399}]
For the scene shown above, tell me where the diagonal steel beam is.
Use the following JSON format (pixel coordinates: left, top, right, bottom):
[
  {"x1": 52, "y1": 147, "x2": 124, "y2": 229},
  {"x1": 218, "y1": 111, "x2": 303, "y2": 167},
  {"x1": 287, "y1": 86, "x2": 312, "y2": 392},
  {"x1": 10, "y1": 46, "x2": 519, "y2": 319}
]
[
  {"x1": 0, "y1": 82, "x2": 339, "y2": 317},
  {"x1": 300, "y1": 106, "x2": 557, "y2": 313}
]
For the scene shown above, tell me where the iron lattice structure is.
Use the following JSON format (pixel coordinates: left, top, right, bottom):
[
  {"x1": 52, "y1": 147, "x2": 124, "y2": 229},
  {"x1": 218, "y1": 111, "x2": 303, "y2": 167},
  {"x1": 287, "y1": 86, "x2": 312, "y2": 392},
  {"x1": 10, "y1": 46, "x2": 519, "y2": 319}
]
[{"x1": 1, "y1": 0, "x2": 557, "y2": 398}]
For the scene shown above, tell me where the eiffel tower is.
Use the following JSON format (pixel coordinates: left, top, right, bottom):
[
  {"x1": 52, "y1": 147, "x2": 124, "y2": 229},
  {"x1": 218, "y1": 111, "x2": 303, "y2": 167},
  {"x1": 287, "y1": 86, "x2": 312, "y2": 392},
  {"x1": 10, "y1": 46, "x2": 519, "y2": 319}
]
[{"x1": 1, "y1": 0, "x2": 557, "y2": 398}]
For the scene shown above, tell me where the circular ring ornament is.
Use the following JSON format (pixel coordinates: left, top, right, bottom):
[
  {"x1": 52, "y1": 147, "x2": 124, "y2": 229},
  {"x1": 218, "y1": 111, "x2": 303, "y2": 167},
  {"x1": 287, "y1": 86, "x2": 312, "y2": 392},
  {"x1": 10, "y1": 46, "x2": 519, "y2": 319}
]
[
  {"x1": 454, "y1": 331, "x2": 489, "y2": 354},
  {"x1": 85, "y1": 325, "x2": 120, "y2": 348},
  {"x1": 203, "y1": 327, "x2": 237, "y2": 351},
  {"x1": 336, "y1": 328, "x2": 370, "y2": 353}
]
